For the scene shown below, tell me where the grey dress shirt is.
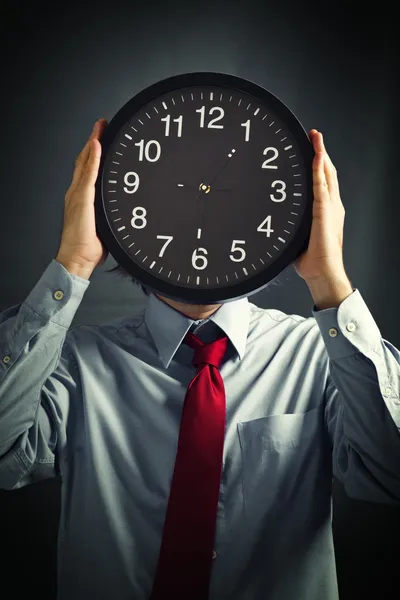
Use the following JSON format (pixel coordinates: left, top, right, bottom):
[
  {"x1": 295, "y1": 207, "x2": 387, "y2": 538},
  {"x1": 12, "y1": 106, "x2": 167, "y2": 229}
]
[{"x1": 0, "y1": 258, "x2": 399, "y2": 600}]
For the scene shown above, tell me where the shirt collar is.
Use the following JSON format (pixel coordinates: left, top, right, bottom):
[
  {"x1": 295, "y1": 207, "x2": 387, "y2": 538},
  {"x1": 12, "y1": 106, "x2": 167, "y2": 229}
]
[{"x1": 144, "y1": 293, "x2": 250, "y2": 369}]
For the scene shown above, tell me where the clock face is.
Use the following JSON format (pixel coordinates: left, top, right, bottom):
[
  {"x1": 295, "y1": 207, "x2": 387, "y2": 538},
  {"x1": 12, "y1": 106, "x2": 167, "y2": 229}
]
[{"x1": 95, "y1": 72, "x2": 314, "y2": 304}]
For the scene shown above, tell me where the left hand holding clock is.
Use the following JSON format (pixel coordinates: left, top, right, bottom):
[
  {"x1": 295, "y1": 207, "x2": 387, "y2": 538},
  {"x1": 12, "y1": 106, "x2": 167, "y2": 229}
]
[{"x1": 294, "y1": 129, "x2": 354, "y2": 309}]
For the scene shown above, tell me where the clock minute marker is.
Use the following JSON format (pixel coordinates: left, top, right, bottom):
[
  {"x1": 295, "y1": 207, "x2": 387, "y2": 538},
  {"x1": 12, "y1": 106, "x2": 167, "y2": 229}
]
[
  {"x1": 197, "y1": 229, "x2": 202, "y2": 239},
  {"x1": 162, "y1": 102, "x2": 168, "y2": 109},
  {"x1": 117, "y1": 226, "x2": 125, "y2": 231},
  {"x1": 125, "y1": 134, "x2": 132, "y2": 140},
  {"x1": 269, "y1": 121, "x2": 275, "y2": 127},
  {"x1": 150, "y1": 261, "x2": 156, "y2": 269},
  {"x1": 284, "y1": 145, "x2": 293, "y2": 150},
  {"x1": 243, "y1": 268, "x2": 248, "y2": 275},
  {"x1": 293, "y1": 203, "x2": 300, "y2": 206},
  {"x1": 278, "y1": 237, "x2": 286, "y2": 243},
  {"x1": 196, "y1": 277, "x2": 200, "y2": 285},
  {"x1": 254, "y1": 108, "x2": 260, "y2": 115}
]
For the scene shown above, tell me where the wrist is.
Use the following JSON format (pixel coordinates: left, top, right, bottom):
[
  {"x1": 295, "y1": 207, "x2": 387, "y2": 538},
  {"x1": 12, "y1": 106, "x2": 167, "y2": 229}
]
[
  {"x1": 55, "y1": 256, "x2": 95, "y2": 280},
  {"x1": 305, "y1": 273, "x2": 354, "y2": 310}
]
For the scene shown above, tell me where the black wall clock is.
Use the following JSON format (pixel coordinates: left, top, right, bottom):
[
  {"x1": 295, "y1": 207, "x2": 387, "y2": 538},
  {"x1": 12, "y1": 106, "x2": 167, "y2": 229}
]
[{"x1": 94, "y1": 72, "x2": 314, "y2": 304}]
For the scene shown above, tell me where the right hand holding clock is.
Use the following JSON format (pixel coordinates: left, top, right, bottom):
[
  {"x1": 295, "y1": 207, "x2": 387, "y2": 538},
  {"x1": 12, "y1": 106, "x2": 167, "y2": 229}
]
[{"x1": 56, "y1": 118, "x2": 108, "y2": 279}]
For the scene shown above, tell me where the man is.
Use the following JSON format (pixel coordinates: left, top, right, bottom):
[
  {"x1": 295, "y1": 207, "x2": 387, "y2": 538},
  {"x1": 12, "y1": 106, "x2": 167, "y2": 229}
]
[{"x1": 0, "y1": 120, "x2": 399, "y2": 600}]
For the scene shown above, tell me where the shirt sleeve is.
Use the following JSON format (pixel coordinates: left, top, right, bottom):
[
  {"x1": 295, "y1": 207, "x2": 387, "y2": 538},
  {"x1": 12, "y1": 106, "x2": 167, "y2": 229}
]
[
  {"x1": 311, "y1": 288, "x2": 400, "y2": 504},
  {"x1": 0, "y1": 259, "x2": 90, "y2": 490}
]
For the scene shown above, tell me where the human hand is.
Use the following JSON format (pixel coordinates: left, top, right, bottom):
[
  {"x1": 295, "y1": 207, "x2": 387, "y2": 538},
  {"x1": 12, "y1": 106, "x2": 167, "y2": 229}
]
[
  {"x1": 56, "y1": 118, "x2": 108, "y2": 279},
  {"x1": 294, "y1": 130, "x2": 346, "y2": 283}
]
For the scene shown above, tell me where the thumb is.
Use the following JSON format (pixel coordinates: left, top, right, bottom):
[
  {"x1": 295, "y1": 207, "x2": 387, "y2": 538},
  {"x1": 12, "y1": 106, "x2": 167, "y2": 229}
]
[{"x1": 82, "y1": 138, "x2": 101, "y2": 187}]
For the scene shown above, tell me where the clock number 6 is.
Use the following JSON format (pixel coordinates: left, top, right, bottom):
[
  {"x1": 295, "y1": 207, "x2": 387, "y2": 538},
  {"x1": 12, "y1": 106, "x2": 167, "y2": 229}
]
[{"x1": 192, "y1": 247, "x2": 208, "y2": 270}]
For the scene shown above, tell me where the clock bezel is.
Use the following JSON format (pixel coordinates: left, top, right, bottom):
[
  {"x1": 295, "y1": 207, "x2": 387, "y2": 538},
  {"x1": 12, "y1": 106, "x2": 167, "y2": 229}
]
[{"x1": 94, "y1": 71, "x2": 314, "y2": 304}]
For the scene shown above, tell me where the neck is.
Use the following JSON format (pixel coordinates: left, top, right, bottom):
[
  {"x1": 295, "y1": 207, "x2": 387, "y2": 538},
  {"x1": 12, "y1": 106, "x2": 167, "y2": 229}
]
[{"x1": 156, "y1": 294, "x2": 222, "y2": 320}]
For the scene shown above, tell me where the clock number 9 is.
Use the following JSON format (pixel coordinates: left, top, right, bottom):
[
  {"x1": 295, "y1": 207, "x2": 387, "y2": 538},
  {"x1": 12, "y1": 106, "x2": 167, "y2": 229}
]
[{"x1": 124, "y1": 171, "x2": 140, "y2": 193}]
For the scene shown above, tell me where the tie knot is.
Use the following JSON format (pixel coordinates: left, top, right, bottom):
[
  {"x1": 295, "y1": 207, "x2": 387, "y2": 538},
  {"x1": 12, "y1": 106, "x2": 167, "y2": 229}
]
[{"x1": 183, "y1": 332, "x2": 229, "y2": 370}]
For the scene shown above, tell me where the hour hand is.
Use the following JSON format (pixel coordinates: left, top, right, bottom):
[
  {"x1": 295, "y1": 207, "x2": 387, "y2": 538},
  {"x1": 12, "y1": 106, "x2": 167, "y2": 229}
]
[{"x1": 176, "y1": 182, "x2": 233, "y2": 192}]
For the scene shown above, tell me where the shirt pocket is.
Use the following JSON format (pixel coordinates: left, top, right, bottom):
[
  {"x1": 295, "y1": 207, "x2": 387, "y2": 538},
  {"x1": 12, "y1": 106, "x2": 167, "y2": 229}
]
[{"x1": 237, "y1": 408, "x2": 329, "y2": 523}]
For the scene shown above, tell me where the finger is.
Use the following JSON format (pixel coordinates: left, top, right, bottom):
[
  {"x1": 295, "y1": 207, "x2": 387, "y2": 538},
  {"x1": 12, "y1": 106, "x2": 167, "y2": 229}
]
[
  {"x1": 312, "y1": 145, "x2": 330, "y2": 201},
  {"x1": 81, "y1": 138, "x2": 102, "y2": 188},
  {"x1": 70, "y1": 119, "x2": 107, "y2": 189},
  {"x1": 319, "y1": 133, "x2": 340, "y2": 196}
]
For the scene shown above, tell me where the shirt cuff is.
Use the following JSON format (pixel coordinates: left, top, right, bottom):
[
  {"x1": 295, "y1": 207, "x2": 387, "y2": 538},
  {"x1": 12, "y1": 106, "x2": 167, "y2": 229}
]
[
  {"x1": 23, "y1": 258, "x2": 90, "y2": 329},
  {"x1": 311, "y1": 288, "x2": 383, "y2": 361}
]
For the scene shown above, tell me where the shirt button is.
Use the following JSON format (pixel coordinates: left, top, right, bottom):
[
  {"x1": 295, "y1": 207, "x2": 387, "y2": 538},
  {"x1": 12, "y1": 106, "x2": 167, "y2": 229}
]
[
  {"x1": 53, "y1": 290, "x2": 64, "y2": 301},
  {"x1": 212, "y1": 550, "x2": 217, "y2": 560},
  {"x1": 384, "y1": 387, "x2": 393, "y2": 396},
  {"x1": 328, "y1": 328, "x2": 338, "y2": 337},
  {"x1": 2, "y1": 355, "x2": 11, "y2": 364},
  {"x1": 346, "y1": 322, "x2": 356, "y2": 332}
]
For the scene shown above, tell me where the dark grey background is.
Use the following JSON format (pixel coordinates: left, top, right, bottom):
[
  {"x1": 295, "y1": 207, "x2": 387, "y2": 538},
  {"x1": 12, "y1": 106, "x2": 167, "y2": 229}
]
[{"x1": 0, "y1": 1, "x2": 399, "y2": 598}]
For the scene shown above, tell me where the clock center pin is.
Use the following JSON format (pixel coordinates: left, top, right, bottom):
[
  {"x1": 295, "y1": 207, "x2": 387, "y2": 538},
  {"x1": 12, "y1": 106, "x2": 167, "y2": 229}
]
[{"x1": 199, "y1": 183, "x2": 211, "y2": 194}]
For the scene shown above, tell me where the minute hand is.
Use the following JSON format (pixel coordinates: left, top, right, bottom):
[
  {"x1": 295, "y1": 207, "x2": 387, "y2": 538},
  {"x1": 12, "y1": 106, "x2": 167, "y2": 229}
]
[{"x1": 207, "y1": 148, "x2": 236, "y2": 187}]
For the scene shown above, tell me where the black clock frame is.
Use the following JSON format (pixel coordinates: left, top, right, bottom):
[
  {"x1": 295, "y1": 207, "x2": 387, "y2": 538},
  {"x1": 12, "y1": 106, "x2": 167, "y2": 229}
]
[{"x1": 94, "y1": 71, "x2": 314, "y2": 304}]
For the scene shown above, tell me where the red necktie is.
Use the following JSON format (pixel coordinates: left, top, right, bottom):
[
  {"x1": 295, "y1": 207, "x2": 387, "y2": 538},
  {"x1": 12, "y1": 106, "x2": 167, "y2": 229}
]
[{"x1": 149, "y1": 331, "x2": 229, "y2": 600}]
